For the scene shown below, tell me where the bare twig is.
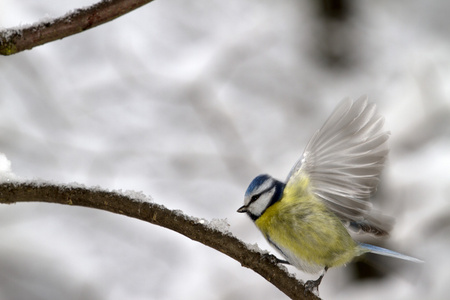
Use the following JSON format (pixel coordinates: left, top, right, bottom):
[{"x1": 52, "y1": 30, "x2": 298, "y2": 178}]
[
  {"x1": 0, "y1": 0, "x2": 156, "y2": 55},
  {"x1": 0, "y1": 182, "x2": 319, "y2": 299}
]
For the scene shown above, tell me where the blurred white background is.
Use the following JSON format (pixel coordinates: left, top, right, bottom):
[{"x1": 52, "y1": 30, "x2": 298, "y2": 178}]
[{"x1": 1, "y1": 0, "x2": 449, "y2": 299}]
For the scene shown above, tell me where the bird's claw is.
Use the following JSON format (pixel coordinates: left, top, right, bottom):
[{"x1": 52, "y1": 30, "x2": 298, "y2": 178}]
[
  {"x1": 304, "y1": 269, "x2": 326, "y2": 295},
  {"x1": 304, "y1": 278, "x2": 321, "y2": 295},
  {"x1": 261, "y1": 253, "x2": 290, "y2": 265}
]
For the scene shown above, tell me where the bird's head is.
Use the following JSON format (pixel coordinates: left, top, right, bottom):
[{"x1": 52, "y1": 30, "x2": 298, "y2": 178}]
[{"x1": 237, "y1": 174, "x2": 285, "y2": 221}]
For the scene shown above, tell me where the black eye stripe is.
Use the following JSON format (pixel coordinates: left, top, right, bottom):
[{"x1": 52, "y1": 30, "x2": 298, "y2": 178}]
[
  {"x1": 248, "y1": 186, "x2": 274, "y2": 205},
  {"x1": 250, "y1": 194, "x2": 260, "y2": 202}
]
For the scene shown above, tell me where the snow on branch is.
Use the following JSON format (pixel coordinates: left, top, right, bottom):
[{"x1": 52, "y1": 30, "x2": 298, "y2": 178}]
[
  {"x1": 0, "y1": 0, "x2": 155, "y2": 56},
  {"x1": 0, "y1": 181, "x2": 318, "y2": 300}
]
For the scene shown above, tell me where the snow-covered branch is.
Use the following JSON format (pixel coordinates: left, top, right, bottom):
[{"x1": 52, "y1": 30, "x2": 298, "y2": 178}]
[
  {"x1": 0, "y1": 182, "x2": 318, "y2": 300},
  {"x1": 0, "y1": 0, "x2": 155, "y2": 56}
]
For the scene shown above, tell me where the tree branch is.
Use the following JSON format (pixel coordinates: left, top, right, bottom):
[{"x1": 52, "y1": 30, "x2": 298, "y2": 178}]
[
  {"x1": 0, "y1": 0, "x2": 155, "y2": 56},
  {"x1": 0, "y1": 182, "x2": 319, "y2": 299}
]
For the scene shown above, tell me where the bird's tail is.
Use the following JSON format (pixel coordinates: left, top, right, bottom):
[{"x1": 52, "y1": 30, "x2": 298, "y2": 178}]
[{"x1": 359, "y1": 243, "x2": 423, "y2": 263}]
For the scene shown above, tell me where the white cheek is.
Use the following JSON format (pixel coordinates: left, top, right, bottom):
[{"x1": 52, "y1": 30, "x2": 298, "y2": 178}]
[{"x1": 248, "y1": 188, "x2": 275, "y2": 216}]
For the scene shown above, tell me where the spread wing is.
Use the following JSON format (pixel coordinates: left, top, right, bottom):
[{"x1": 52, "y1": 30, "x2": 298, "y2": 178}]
[{"x1": 286, "y1": 96, "x2": 391, "y2": 235}]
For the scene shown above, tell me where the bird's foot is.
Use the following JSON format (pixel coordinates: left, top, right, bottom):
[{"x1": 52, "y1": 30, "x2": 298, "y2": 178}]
[
  {"x1": 304, "y1": 277, "x2": 322, "y2": 295},
  {"x1": 304, "y1": 267, "x2": 327, "y2": 295},
  {"x1": 261, "y1": 253, "x2": 290, "y2": 265}
]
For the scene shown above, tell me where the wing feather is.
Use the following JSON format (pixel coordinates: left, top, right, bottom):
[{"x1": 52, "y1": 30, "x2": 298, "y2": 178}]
[{"x1": 286, "y1": 96, "x2": 391, "y2": 234}]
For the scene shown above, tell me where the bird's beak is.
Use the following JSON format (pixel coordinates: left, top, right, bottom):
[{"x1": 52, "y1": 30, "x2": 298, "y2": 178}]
[{"x1": 237, "y1": 205, "x2": 247, "y2": 213}]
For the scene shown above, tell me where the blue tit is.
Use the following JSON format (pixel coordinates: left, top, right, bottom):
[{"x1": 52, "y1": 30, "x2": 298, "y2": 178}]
[{"x1": 237, "y1": 96, "x2": 422, "y2": 291}]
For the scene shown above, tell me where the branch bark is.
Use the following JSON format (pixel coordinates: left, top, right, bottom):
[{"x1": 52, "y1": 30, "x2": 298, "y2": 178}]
[
  {"x1": 0, "y1": 182, "x2": 320, "y2": 299},
  {"x1": 0, "y1": 0, "x2": 155, "y2": 55}
]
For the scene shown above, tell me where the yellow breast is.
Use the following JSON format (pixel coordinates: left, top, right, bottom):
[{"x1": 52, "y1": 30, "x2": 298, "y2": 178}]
[{"x1": 255, "y1": 175, "x2": 359, "y2": 273}]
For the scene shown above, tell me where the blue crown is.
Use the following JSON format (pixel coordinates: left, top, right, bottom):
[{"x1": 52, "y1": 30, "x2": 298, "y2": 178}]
[{"x1": 245, "y1": 174, "x2": 272, "y2": 196}]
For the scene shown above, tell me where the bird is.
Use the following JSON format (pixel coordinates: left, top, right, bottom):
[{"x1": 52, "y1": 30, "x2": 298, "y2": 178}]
[{"x1": 237, "y1": 96, "x2": 422, "y2": 292}]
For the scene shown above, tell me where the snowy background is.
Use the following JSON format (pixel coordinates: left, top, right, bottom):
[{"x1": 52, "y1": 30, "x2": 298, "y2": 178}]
[{"x1": 1, "y1": 0, "x2": 449, "y2": 299}]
